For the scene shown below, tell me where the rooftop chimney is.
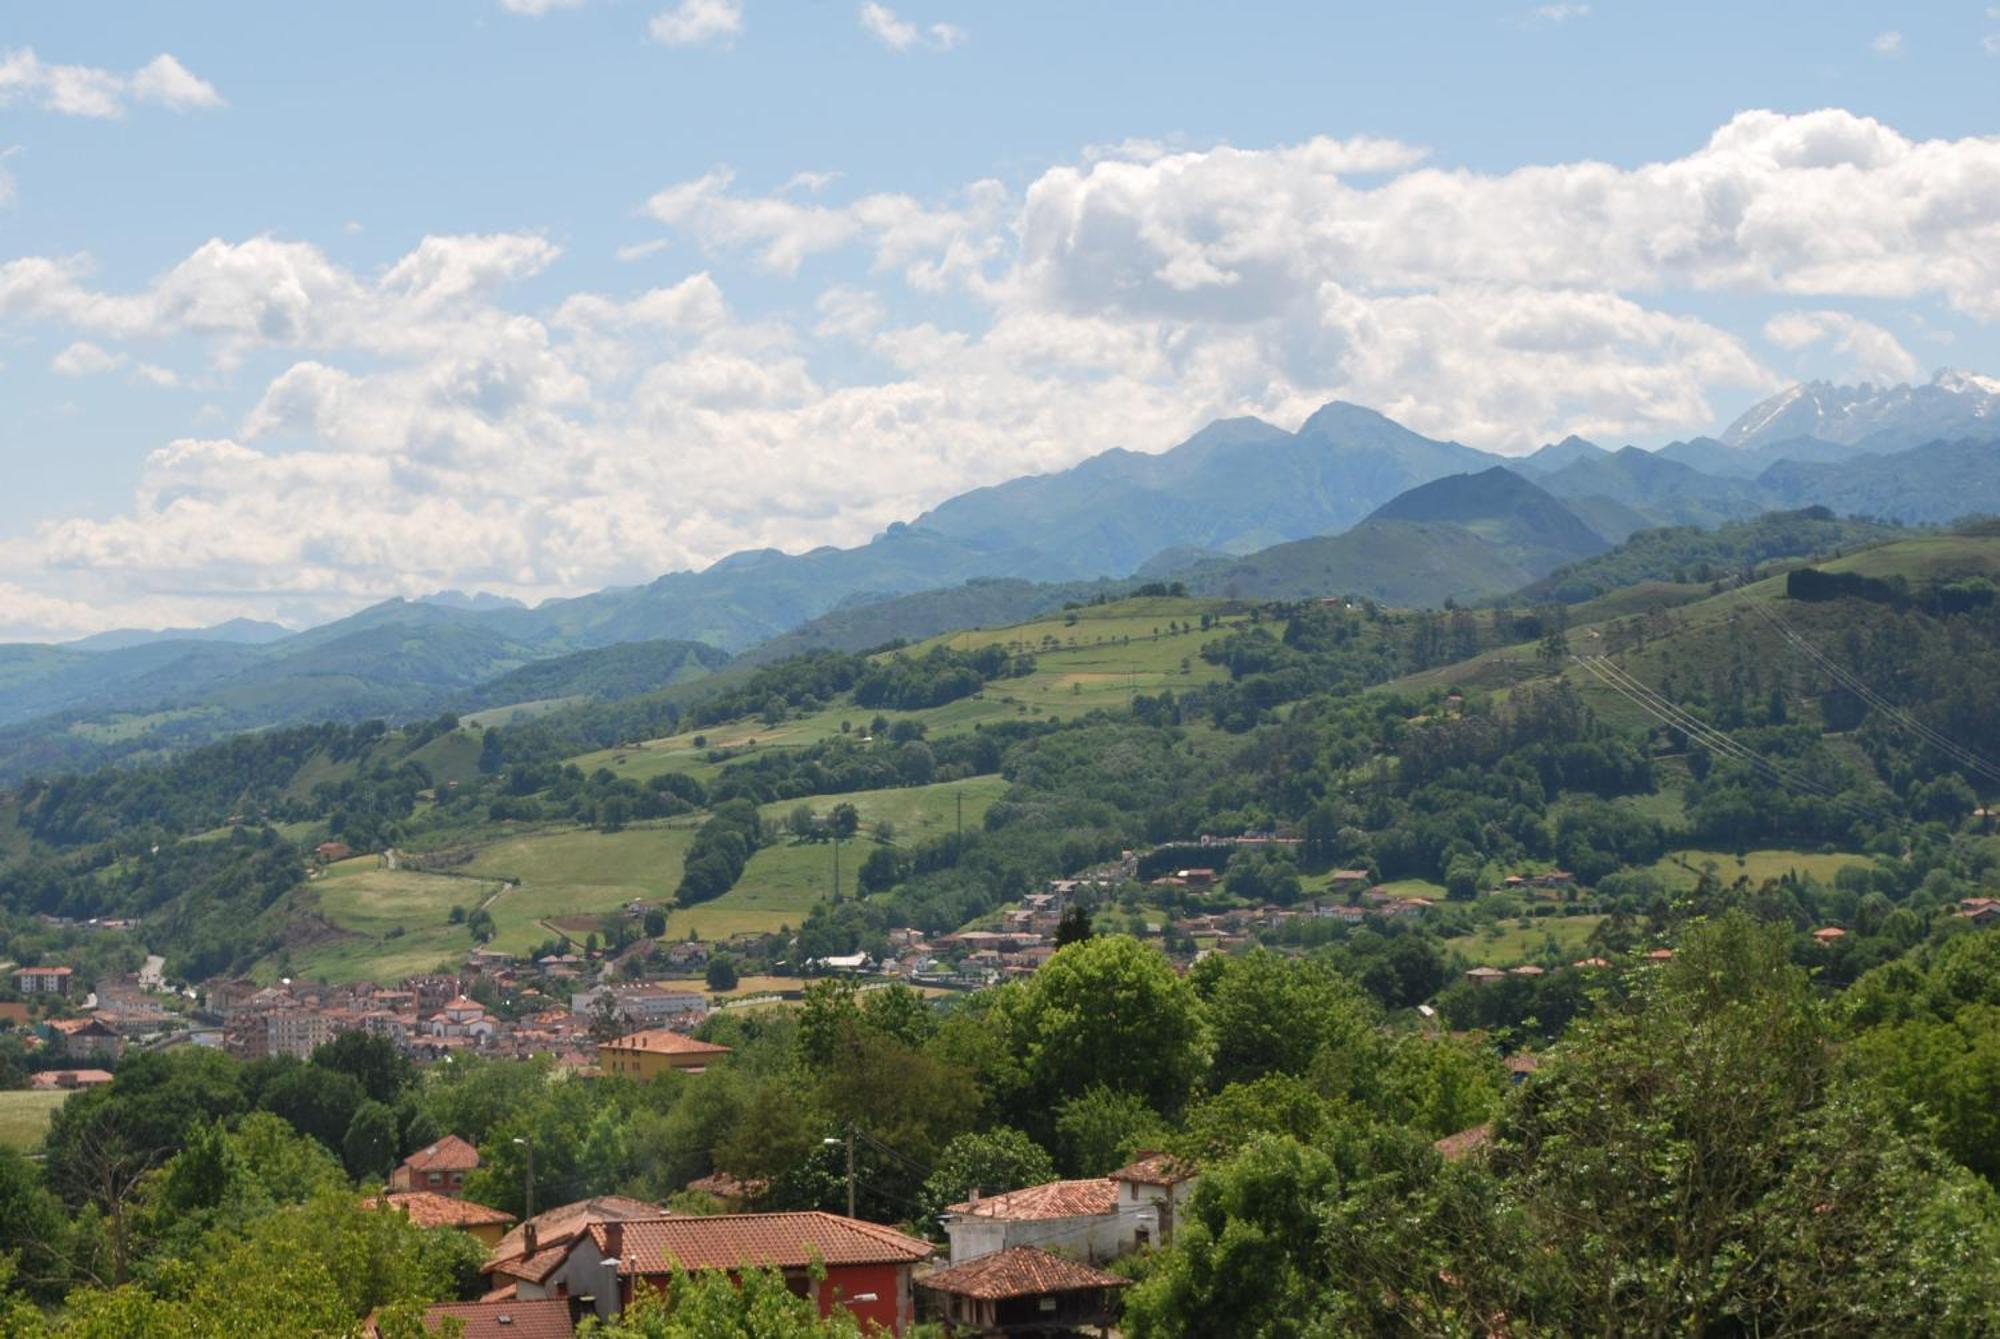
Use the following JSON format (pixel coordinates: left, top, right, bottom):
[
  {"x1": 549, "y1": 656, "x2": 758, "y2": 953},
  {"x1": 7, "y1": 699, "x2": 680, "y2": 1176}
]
[
  {"x1": 523, "y1": 1221, "x2": 538, "y2": 1257},
  {"x1": 969, "y1": 1187, "x2": 980, "y2": 1205},
  {"x1": 603, "y1": 1219, "x2": 624, "y2": 1266}
]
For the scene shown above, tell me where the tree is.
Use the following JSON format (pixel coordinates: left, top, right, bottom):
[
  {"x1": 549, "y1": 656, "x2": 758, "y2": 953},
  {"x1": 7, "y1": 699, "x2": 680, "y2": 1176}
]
[
  {"x1": 1123, "y1": 1135, "x2": 1339, "y2": 1339},
  {"x1": 465, "y1": 907, "x2": 495, "y2": 942},
  {"x1": 997, "y1": 937, "x2": 1210, "y2": 1119},
  {"x1": 1054, "y1": 903, "x2": 1093, "y2": 948},
  {"x1": 828, "y1": 803, "x2": 861, "y2": 842},
  {"x1": 313, "y1": 1031, "x2": 415, "y2": 1106},
  {"x1": 256, "y1": 1061, "x2": 366, "y2": 1152},
  {"x1": 857, "y1": 847, "x2": 902, "y2": 894},
  {"x1": 586, "y1": 1263, "x2": 870, "y2": 1337},
  {"x1": 343, "y1": 1101, "x2": 400, "y2": 1182},
  {"x1": 916, "y1": 1128, "x2": 1057, "y2": 1228},
  {"x1": 706, "y1": 956, "x2": 740, "y2": 992},
  {"x1": 1053, "y1": 1085, "x2": 1166, "y2": 1177},
  {"x1": 643, "y1": 906, "x2": 668, "y2": 937},
  {"x1": 1193, "y1": 949, "x2": 1379, "y2": 1092}
]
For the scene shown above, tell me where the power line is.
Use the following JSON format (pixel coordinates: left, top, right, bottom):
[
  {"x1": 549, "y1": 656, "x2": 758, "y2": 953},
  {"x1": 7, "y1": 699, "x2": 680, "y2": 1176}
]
[
  {"x1": 1573, "y1": 655, "x2": 1896, "y2": 828},
  {"x1": 1740, "y1": 596, "x2": 2000, "y2": 785}
]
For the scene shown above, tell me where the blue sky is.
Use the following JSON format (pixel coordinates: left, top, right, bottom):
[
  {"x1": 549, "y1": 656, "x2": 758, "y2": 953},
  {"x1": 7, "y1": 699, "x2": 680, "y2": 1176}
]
[{"x1": 2, "y1": 0, "x2": 1998, "y2": 638}]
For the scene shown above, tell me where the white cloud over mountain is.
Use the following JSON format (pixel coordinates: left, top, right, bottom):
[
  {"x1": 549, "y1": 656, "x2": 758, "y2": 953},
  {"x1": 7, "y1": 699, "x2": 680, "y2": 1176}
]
[{"x1": 2, "y1": 108, "x2": 1999, "y2": 636}]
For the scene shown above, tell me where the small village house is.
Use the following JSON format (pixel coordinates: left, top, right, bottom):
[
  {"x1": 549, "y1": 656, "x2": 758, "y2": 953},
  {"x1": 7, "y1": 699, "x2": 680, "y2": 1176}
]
[
  {"x1": 916, "y1": 1246, "x2": 1129, "y2": 1337},
  {"x1": 555, "y1": 1213, "x2": 931, "y2": 1332},
  {"x1": 391, "y1": 1135, "x2": 481, "y2": 1197},
  {"x1": 48, "y1": 1016, "x2": 123, "y2": 1061},
  {"x1": 597, "y1": 1027, "x2": 730, "y2": 1080},
  {"x1": 364, "y1": 1298, "x2": 574, "y2": 1338},
  {"x1": 940, "y1": 1180, "x2": 1126, "y2": 1266},
  {"x1": 367, "y1": 1190, "x2": 515, "y2": 1248}
]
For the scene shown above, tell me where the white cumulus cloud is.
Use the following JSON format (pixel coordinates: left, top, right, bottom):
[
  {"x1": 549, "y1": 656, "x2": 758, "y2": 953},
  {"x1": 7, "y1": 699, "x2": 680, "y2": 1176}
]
[
  {"x1": 0, "y1": 48, "x2": 223, "y2": 118},
  {"x1": 50, "y1": 340, "x2": 126, "y2": 377},
  {"x1": 1763, "y1": 309, "x2": 1920, "y2": 384},
  {"x1": 649, "y1": 0, "x2": 743, "y2": 47},
  {"x1": 6, "y1": 109, "x2": 2000, "y2": 636},
  {"x1": 859, "y1": 4, "x2": 966, "y2": 52}
]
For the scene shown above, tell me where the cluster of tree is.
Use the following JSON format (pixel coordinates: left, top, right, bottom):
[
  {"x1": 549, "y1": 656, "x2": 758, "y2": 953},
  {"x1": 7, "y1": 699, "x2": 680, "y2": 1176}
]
[
  {"x1": 676, "y1": 800, "x2": 765, "y2": 906},
  {"x1": 704, "y1": 720, "x2": 1051, "y2": 807},
  {"x1": 852, "y1": 644, "x2": 1034, "y2": 712},
  {"x1": 1522, "y1": 507, "x2": 1907, "y2": 604}
]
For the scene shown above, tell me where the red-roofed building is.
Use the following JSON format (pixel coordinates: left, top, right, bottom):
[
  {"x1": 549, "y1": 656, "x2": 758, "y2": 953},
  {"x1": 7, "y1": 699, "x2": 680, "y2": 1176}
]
[
  {"x1": 366, "y1": 1190, "x2": 514, "y2": 1246},
  {"x1": 391, "y1": 1135, "x2": 481, "y2": 1197},
  {"x1": 1109, "y1": 1152, "x2": 1199, "y2": 1251},
  {"x1": 29, "y1": 1068, "x2": 113, "y2": 1091},
  {"x1": 1812, "y1": 926, "x2": 1848, "y2": 943},
  {"x1": 916, "y1": 1246, "x2": 1130, "y2": 1336},
  {"x1": 940, "y1": 1178, "x2": 1128, "y2": 1266},
  {"x1": 495, "y1": 1211, "x2": 932, "y2": 1332},
  {"x1": 597, "y1": 1027, "x2": 731, "y2": 1081},
  {"x1": 363, "y1": 1298, "x2": 573, "y2": 1339}
]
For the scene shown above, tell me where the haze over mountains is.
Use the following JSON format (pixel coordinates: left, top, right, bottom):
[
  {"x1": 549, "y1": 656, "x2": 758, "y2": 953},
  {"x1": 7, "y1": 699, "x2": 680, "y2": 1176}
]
[{"x1": 2, "y1": 370, "x2": 1997, "y2": 780}]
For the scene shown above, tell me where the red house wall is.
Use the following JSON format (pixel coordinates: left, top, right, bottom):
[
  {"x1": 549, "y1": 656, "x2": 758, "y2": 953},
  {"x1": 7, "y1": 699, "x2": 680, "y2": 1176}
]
[{"x1": 818, "y1": 1262, "x2": 909, "y2": 1334}]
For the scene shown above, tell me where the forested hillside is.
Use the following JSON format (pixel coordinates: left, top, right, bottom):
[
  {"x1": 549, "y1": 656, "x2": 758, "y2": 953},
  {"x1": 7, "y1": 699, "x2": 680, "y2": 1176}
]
[{"x1": 3, "y1": 524, "x2": 2000, "y2": 1333}]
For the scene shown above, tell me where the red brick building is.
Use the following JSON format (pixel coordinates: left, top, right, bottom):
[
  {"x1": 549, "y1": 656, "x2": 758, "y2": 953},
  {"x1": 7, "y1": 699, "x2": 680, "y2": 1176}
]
[{"x1": 391, "y1": 1134, "x2": 481, "y2": 1197}]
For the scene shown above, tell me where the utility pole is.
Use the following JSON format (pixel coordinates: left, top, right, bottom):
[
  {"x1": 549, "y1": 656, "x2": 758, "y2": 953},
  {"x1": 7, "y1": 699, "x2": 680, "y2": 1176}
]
[
  {"x1": 845, "y1": 1123, "x2": 857, "y2": 1220},
  {"x1": 955, "y1": 791, "x2": 963, "y2": 841},
  {"x1": 832, "y1": 834, "x2": 841, "y2": 903},
  {"x1": 512, "y1": 1136, "x2": 535, "y2": 1221}
]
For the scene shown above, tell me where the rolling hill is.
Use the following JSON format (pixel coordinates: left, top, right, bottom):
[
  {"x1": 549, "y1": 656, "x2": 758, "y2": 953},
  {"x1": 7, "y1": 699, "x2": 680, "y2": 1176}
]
[{"x1": 1183, "y1": 467, "x2": 1610, "y2": 605}]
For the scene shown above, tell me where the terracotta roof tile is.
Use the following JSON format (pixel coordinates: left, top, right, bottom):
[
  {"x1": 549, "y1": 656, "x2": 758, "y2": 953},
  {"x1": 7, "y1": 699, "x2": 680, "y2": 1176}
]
[
  {"x1": 487, "y1": 1195, "x2": 671, "y2": 1268},
  {"x1": 594, "y1": 1212, "x2": 933, "y2": 1273},
  {"x1": 400, "y1": 1134, "x2": 481, "y2": 1174},
  {"x1": 1109, "y1": 1152, "x2": 1197, "y2": 1186},
  {"x1": 918, "y1": 1247, "x2": 1131, "y2": 1301},
  {"x1": 372, "y1": 1299, "x2": 574, "y2": 1339},
  {"x1": 490, "y1": 1244, "x2": 572, "y2": 1285},
  {"x1": 946, "y1": 1178, "x2": 1118, "y2": 1221},
  {"x1": 599, "y1": 1028, "x2": 731, "y2": 1057},
  {"x1": 368, "y1": 1191, "x2": 514, "y2": 1231},
  {"x1": 1434, "y1": 1124, "x2": 1494, "y2": 1162}
]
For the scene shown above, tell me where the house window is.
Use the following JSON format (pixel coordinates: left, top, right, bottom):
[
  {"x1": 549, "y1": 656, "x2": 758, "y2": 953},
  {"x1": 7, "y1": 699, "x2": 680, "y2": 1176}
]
[{"x1": 428, "y1": 1172, "x2": 442, "y2": 1186}]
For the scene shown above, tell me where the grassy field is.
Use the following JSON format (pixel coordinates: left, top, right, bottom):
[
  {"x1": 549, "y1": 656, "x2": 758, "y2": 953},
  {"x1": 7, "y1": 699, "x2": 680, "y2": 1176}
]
[
  {"x1": 677, "y1": 777, "x2": 1011, "y2": 940},
  {"x1": 570, "y1": 599, "x2": 1260, "y2": 788},
  {"x1": 0, "y1": 1089, "x2": 69, "y2": 1151},
  {"x1": 1451, "y1": 914, "x2": 1606, "y2": 967},
  {"x1": 1648, "y1": 848, "x2": 1874, "y2": 891},
  {"x1": 462, "y1": 825, "x2": 697, "y2": 949},
  {"x1": 275, "y1": 859, "x2": 510, "y2": 982}
]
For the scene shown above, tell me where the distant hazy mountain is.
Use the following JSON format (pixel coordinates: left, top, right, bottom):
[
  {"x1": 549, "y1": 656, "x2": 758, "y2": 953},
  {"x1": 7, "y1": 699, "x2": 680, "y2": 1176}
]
[
  {"x1": 1523, "y1": 447, "x2": 1768, "y2": 539},
  {"x1": 1722, "y1": 368, "x2": 2000, "y2": 452},
  {"x1": 1184, "y1": 466, "x2": 1607, "y2": 607},
  {"x1": 453, "y1": 639, "x2": 728, "y2": 713},
  {"x1": 63, "y1": 617, "x2": 291, "y2": 653},
  {"x1": 912, "y1": 403, "x2": 1501, "y2": 578},
  {"x1": 418, "y1": 589, "x2": 527, "y2": 613},
  {"x1": 1757, "y1": 437, "x2": 2000, "y2": 524},
  {"x1": 1513, "y1": 435, "x2": 1610, "y2": 474},
  {"x1": 1654, "y1": 434, "x2": 1865, "y2": 478},
  {"x1": 9, "y1": 386, "x2": 1999, "y2": 782}
]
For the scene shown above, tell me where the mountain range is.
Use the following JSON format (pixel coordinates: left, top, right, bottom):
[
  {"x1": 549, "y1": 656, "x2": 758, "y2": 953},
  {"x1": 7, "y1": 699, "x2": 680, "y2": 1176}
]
[{"x1": 2, "y1": 369, "x2": 1996, "y2": 781}]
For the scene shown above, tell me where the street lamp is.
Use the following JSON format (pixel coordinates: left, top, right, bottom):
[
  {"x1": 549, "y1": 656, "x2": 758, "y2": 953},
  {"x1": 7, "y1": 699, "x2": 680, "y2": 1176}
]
[
  {"x1": 512, "y1": 1136, "x2": 535, "y2": 1220},
  {"x1": 822, "y1": 1126, "x2": 856, "y2": 1219}
]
